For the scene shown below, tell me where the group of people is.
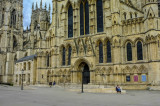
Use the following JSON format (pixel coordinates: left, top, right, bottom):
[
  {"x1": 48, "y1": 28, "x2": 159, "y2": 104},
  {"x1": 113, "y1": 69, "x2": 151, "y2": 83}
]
[{"x1": 49, "y1": 81, "x2": 56, "y2": 87}]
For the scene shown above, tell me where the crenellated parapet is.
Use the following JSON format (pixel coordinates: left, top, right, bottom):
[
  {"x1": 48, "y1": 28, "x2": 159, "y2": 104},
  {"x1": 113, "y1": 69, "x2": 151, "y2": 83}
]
[{"x1": 122, "y1": 17, "x2": 144, "y2": 35}]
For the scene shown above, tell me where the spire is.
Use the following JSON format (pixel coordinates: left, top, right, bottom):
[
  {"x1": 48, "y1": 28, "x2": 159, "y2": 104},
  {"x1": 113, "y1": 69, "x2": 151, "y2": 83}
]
[
  {"x1": 45, "y1": 3, "x2": 47, "y2": 10},
  {"x1": 40, "y1": 0, "x2": 42, "y2": 9},
  {"x1": 49, "y1": 4, "x2": 51, "y2": 12},
  {"x1": 32, "y1": 3, "x2": 34, "y2": 11},
  {"x1": 36, "y1": 2, "x2": 38, "y2": 9},
  {"x1": 27, "y1": 26, "x2": 28, "y2": 31}
]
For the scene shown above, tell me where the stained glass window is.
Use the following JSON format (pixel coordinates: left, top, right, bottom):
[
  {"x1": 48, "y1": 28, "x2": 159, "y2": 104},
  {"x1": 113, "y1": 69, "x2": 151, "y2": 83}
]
[
  {"x1": 97, "y1": 0, "x2": 103, "y2": 32},
  {"x1": 62, "y1": 47, "x2": 65, "y2": 65},
  {"x1": 137, "y1": 41, "x2": 143, "y2": 60},
  {"x1": 85, "y1": 1, "x2": 89, "y2": 34},
  {"x1": 134, "y1": 75, "x2": 138, "y2": 82},
  {"x1": 68, "y1": 5, "x2": 73, "y2": 38},
  {"x1": 68, "y1": 46, "x2": 72, "y2": 65},
  {"x1": 127, "y1": 43, "x2": 132, "y2": 61},
  {"x1": 99, "y1": 42, "x2": 103, "y2": 63},
  {"x1": 142, "y1": 75, "x2": 147, "y2": 82},
  {"x1": 126, "y1": 76, "x2": 130, "y2": 82},
  {"x1": 107, "y1": 41, "x2": 111, "y2": 63},
  {"x1": 80, "y1": 1, "x2": 89, "y2": 35},
  {"x1": 80, "y1": 3, "x2": 84, "y2": 35}
]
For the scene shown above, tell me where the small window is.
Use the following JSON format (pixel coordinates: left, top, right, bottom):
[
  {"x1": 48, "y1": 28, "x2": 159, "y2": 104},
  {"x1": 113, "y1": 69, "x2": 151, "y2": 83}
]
[
  {"x1": 130, "y1": 13, "x2": 132, "y2": 19},
  {"x1": 134, "y1": 75, "x2": 138, "y2": 82},
  {"x1": 124, "y1": 12, "x2": 127, "y2": 20},
  {"x1": 62, "y1": 47, "x2": 66, "y2": 65},
  {"x1": 137, "y1": 41, "x2": 143, "y2": 60},
  {"x1": 127, "y1": 43, "x2": 132, "y2": 61},
  {"x1": 106, "y1": 41, "x2": 111, "y2": 63},
  {"x1": 135, "y1": 13, "x2": 137, "y2": 18},
  {"x1": 68, "y1": 46, "x2": 72, "y2": 65},
  {"x1": 46, "y1": 54, "x2": 50, "y2": 67},
  {"x1": 99, "y1": 42, "x2": 103, "y2": 63},
  {"x1": 141, "y1": 75, "x2": 147, "y2": 82},
  {"x1": 126, "y1": 76, "x2": 130, "y2": 82}
]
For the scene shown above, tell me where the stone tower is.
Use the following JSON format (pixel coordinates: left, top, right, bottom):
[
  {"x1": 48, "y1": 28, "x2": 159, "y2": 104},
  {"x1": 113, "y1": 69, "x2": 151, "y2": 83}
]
[
  {"x1": 143, "y1": 0, "x2": 160, "y2": 84},
  {"x1": 30, "y1": 0, "x2": 50, "y2": 48},
  {"x1": 0, "y1": 0, "x2": 23, "y2": 52},
  {"x1": 0, "y1": 0, "x2": 23, "y2": 83}
]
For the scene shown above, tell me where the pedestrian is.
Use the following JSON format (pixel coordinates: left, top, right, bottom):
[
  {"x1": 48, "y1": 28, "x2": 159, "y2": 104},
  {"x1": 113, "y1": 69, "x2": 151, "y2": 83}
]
[
  {"x1": 53, "y1": 81, "x2": 56, "y2": 86},
  {"x1": 116, "y1": 85, "x2": 121, "y2": 94},
  {"x1": 49, "y1": 82, "x2": 52, "y2": 88}
]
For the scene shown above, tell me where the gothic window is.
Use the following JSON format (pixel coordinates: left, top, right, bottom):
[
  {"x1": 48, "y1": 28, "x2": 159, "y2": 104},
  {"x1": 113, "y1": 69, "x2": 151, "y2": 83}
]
[
  {"x1": 80, "y1": 1, "x2": 89, "y2": 35},
  {"x1": 46, "y1": 54, "x2": 50, "y2": 67},
  {"x1": 34, "y1": 21, "x2": 38, "y2": 29},
  {"x1": 158, "y1": 0, "x2": 160, "y2": 17},
  {"x1": 137, "y1": 41, "x2": 143, "y2": 60},
  {"x1": 99, "y1": 42, "x2": 103, "y2": 63},
  {"x1": 135, "y1": 13, "x2": 137, "y2": 18},
  {"x1": 127, "y1": 43, "x2": 132, "y2": 61},
  {"x1": 11, "y1": 9, "x2": 16, "y2": 27},
  {"x1": 68, "y1": 5, "x2": 73, "y2": 38},
  {"x1": 2, "y1": 14, "x2": 4, "y2": 25},
  {"x1": 106, "y1": 41, "x2": 111, "y2": 63},
  {"x1": 62, "y1": 47, "x2": 66, "y2": 66},
  {"x1": 2, "y1": 8, "x2": 4, "y2": 25},
  {"x1": 14, "y1": 55, "x2": 17, "y2": 62},
  {"x1": 130, "y1": 13, "x2": 132, "y2": 19},
  {"x1": 80, "y1": 3, "x2": 84, "y2": 35},
  {"x1": 13, "y1": 36, "x2": 17, "y2": 49},
  {"x1": 68, "y1": 46, "x2": 72, "y2": 65},
  {"x1": 97, "y1": 0, "x2": 103, "y2": 32},
  {"x1": 124, "y1": 12, "x2": 127, "y2": 20},
  {"x1": 85, "y1": 1, "x2": 89, "y2": 34}
]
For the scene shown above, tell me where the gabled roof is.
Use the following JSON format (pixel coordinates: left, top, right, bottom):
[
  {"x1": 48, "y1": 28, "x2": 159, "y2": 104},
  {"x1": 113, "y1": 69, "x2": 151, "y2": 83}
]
[{"x1": 16, "y1": 54, "x2": 37, "y2": 63}]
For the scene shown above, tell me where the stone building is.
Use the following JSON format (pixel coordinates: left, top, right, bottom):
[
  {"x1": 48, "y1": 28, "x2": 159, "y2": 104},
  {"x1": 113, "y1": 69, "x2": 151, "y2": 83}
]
[
  {"x1": 0, "y1": 0, "x2": 160, "y2": 89},
  {"x1": 0, "y1": 0, "x2": 50, "y2": 84}
]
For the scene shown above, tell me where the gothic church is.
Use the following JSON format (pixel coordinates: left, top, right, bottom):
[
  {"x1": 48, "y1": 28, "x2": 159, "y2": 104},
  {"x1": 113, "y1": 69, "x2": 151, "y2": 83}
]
[{"x1": 0, "y1": 0, "x2": 160, "y2": 89}]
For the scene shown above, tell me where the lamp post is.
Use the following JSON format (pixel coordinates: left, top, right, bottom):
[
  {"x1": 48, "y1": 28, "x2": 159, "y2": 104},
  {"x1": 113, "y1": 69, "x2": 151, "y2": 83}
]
[
  {"x1": 21, "y1": 69, "x2": 24, "y2": 90},
  {"x1": 81, "y1": 65, "x2": 84, "y2": 93}
]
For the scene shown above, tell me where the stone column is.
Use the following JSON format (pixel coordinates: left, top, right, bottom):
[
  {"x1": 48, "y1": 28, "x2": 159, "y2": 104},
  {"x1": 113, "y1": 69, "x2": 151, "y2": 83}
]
[
  {"x1": 90, "y1": 70, "x2": 95, "y2": 84},
  {"x1": 72, "y1": 71, "x2": 77, "y2": 83}
]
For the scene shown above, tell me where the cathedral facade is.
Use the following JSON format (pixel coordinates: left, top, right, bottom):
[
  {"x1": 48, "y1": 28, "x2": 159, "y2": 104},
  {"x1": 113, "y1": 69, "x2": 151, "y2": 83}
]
[{"x1": 1, "y1": 0, "x2": 160, "y2": 89}]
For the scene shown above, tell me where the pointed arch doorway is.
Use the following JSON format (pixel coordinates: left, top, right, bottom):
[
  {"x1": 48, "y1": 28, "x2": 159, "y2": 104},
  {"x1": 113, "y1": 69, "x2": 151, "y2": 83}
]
[{"x1": 79, "y1": 62, "x2": 90, "y2": 84}]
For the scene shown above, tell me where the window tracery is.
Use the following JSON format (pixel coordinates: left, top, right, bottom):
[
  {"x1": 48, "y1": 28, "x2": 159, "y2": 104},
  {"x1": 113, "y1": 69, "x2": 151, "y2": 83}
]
[
  {"x1": 11, "y1": 9, "x2": 16, "y2": 27},
  {"x1": 137, "y1": 41, "x2": 143, "y2": 60},
  {"x1": 97, "y1": 0, "x2": 103, "y2": 32},
  {"x1": 106, "y1": 41, "x2": 111, "y2": 63},
  {"x1": 62, "y1": 47, "x2": 66, "y2": 65},
  {"x1": 68, "y1": 46, "x2": 72, "y2": 65},
  {"x1": 99, "y1": 42, "x2": 103, "y2": 63},
  {"x1": 68, "y1": 5, "x2": 73, "y2": 38},
  {"x1": 127, "y1": 43, "x2": 132, "y2": 61},
  {"x1": 80, "y1": 0, "x2": 89, "y2": 35}
]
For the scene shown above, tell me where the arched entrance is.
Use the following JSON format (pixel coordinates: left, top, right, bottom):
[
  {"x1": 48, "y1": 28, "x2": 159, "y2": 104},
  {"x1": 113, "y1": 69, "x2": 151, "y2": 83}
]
[{"x1": 79, "y1": 62, "x2": 90, "y2": 84}]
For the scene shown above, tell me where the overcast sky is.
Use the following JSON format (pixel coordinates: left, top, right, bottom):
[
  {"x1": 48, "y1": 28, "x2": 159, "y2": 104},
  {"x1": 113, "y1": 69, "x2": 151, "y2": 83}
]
[{"x1": 23, "y1": 0, "x2": 52, "y2": 30}]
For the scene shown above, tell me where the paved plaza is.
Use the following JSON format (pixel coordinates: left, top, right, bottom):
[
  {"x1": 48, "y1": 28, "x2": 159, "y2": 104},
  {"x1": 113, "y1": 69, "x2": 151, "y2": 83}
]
[{"x1": 0, "y1": 85, "x2": 160, "y2": 106}]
